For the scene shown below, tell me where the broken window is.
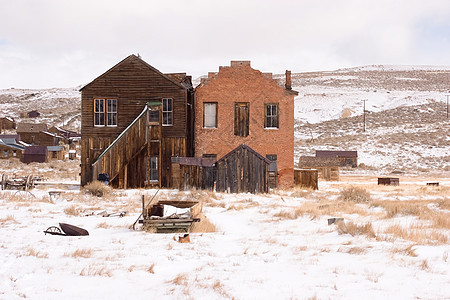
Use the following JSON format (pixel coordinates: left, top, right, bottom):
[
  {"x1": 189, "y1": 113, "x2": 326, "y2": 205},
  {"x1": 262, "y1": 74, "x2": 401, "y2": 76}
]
[
  {"x1": 203, "y1": 102, "x2": 217, "y2": 128},
  {"x1": 265, "y1": 103, "x2": 279, "y2": 128},
  {"x1": 234, "y1": 102, "x2": 249, "y2": 137},
  {"x1": 149, "y1": 156, "x2": 159, "y2": 181},
  {"x1": 148, "y1": 109, "x2": 159, "y2": 123},
  {"x1": 162, "y1": 98, "x2": 173, "y2": 126}
]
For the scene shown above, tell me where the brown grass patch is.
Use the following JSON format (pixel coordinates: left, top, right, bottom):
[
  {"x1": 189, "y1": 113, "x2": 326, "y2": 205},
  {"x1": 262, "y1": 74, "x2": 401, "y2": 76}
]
[
  {"x1": 339, "y1": 186, "x2": 371, "y2": 203},
  {"x1": 190, "y1": 213, "x2": 217, "y2": 233},
  {"x1": 336, "y1": 221, "x2": 376, "y2": 238},
  {"x1": 391, "y1": 244, "x2": 418, "y2": 257},
  {"x1": 83, "y1": 181, "x2": 112, "y2": 197},
  {"x1": 383, "y1": 224, "x2": 448, "y2": 245},
  {"x1": 169, "y1": 273, "x2": 188, "y2": 286},
  {"x1": 64, "y1": 204, "x2": 82, "y2": 216},
  {"x1": 80, "y1": 265, "x2": 112, "y2": 277},
  {"x1": 147, "y1": 263, "x2": 155, "y2": 274},
  {"x1": 96, "y1": 222, "x2": 111, "y2": 229},
  {"x1": 0, "y1": 215, "x2": 18, "y2": 224},
  {"x1": 24, "y1": 248, "x2": 48, "y2": 258},
  {"x1": 69, "y1": 248, "x2": 93, "y2": 258}
]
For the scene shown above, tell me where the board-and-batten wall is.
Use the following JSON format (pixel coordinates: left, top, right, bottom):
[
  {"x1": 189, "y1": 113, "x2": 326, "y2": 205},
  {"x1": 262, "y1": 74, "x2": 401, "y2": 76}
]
[{"x1": 80, "y1": 55, "x2": 192, "y2": 187}]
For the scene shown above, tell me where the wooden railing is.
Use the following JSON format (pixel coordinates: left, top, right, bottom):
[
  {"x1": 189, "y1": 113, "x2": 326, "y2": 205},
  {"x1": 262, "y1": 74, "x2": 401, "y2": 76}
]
[{"x1": 92, "y1": 106, "x2": 149, "y2": 186}]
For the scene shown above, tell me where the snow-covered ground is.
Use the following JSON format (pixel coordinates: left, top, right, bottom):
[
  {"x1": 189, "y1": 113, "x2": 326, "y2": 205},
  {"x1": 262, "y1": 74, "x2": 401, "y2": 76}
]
[{"x1": 1, "y1": 177, "x2": 449, "y2": 299}]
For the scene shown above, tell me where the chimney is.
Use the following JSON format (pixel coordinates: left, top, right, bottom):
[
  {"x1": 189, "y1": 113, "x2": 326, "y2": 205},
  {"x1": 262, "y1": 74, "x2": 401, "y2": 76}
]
[{"x1": 285, "y1": 70, "x2": 292, "y2": 90}]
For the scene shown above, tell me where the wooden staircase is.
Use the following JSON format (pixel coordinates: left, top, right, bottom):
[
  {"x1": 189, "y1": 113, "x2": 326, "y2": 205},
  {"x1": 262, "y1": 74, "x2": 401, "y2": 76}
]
[{"x1": 91, "y1": 102, "x2": 162, "y2": 188}]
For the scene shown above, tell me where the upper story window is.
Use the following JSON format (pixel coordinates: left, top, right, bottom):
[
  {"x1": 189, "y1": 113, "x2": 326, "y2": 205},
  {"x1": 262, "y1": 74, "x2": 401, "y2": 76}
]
[
  {"x1": 94, "y1": 98, "x2": 117, "y2": 126},
  {"x1": 234, "y1": 102, "x2": 249, "y2": 137},
  {"x1": 265, "y1": 103, "x2": 279, "y2": 128},
  {"x1": 162, "y1": 98, "x2": 173, "y2": 126},
  {"x1": 203, "y1": 102, "x2": 217, "y2": 128}
]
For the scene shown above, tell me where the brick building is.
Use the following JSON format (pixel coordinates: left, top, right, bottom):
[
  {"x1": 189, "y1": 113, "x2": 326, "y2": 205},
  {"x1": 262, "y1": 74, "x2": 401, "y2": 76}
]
[{"x1": 194, "y1": 61, "x2": 298, "y2": 188}]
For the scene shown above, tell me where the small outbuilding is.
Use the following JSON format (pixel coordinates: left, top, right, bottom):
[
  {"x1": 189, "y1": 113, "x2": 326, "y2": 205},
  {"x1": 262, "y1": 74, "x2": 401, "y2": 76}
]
[
  {"x1": 21, "y1": 146, "x2": 48, "y2": 164},
  {"x1": 215, "y1": 144, "x2": 270, "y2": 194},
  {"x1": 171, "y1": 157, "x2": 216, "y2": 191},
  {"x1": 0, "y1": 117, "x2": 16, "y2": 131},
  {"x1": 47, "y1": 146, "x2": 65, "y2": 160},
  {"x1": 315, "y1": 150, "x2": 358, "y2": 168},
  {"x1": 16, "y1": 123, "x2": 48, "y2": 145},
  {"x1": 299, "y1": 156, "x2": 340, "y2": 181}
]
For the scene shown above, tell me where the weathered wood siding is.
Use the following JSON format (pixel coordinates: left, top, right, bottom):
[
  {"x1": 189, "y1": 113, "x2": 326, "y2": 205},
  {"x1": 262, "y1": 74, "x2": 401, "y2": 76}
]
[
  {"x1": 294, "y1": 169, "x2": 318, "y2": 190},
  {"x1": 216, "y1": 146, "x2": 269, "y2": 194}
]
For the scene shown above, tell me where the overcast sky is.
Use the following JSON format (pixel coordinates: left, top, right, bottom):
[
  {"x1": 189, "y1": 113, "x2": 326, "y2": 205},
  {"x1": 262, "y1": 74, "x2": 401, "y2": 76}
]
[{"x1": 1, "y1": 0, "x2": 450, "y2": 89}]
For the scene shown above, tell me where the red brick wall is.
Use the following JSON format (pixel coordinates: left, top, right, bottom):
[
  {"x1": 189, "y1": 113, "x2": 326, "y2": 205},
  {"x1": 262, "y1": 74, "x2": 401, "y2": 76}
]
[{"x1": 195, "y1": 62, "x2": 295, "y2": 188}]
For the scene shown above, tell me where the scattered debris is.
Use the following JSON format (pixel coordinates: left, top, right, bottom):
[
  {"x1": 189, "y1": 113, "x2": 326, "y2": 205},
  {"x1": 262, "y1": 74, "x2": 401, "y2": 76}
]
[
  {"x1": 1, "y1": 174, "x2": 37, "y2": 191},
  {"x1": 176, "y1": 234, "x2": 191, "y2": 243},
  {"x1": 426, "y1": 182, "x2": 439, "y2": 186},
  {"x1": 44, "y1": 223, "x2": 89, "y2": 236},
  {"x1": 328, "y1": 218, "x2": 344, "y2": 225}
]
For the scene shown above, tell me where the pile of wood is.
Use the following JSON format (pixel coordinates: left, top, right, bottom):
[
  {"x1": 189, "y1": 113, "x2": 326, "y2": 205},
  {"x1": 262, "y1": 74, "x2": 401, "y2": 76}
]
[{"x1": 1, "y1": 174, "x2": 36, "y2": 190}]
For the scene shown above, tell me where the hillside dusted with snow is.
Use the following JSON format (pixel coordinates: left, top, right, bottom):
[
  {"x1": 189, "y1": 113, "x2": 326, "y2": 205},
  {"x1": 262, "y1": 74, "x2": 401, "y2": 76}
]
[{"x1": 286, "y1": 65, "x2": 450, "y2": 175}]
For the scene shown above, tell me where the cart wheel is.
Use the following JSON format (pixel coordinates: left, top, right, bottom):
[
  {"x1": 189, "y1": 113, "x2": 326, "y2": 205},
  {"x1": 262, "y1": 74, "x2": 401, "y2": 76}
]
[{"x1": 45, "y1": 226, "x2": 62, "y2": 235}]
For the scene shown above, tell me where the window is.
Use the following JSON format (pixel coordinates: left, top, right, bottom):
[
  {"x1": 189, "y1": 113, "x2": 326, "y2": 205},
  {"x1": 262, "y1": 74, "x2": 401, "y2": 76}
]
[
  {"x1": 148, "y1": 109, "x2": 159, "y2": 123},
  {"x1": 106, "y1": 99, "x2": 117, "y2": 126},
  {"x1": 162, "y1": 98, "x2": 173, "y2": 126},
  {"x1": 94, "y1": 98, "x2": 117, "y2": 126},
  {"x1": 203, "y1": 102, "x2": 217, "y2": 128},
  {"x1": 234, "y1": 102, "x2": 249, "y2": 137},
  {"x1": 265, "y1": 104, "x2": 279, "y2": 128},
  {"x1": 13, "y1": 150, "x2": 17, "y2": 157},
  {"x1": 94, "y1": 99, "x2": 105, "y2": 126},
  {"x1": 52, "y1": 151, "x2": 57, "y2": 159},
  {"x1": 149, "y1": 156, "x2": 158, "y2": 181},
  {"x1": 4, "y1": 150, "x2": 7, "y2": 157}
]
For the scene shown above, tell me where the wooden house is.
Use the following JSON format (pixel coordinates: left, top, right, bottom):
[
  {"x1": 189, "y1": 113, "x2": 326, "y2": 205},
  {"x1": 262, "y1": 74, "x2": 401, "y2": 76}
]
[
  {"x1": 39, "y1": 131, "x2": 64, "y2": 146},
  {"x1": 216, "y1": 144, "x2": 270, "y2": 194},
  {"x1": 48, "y1": 126, "x2": 80, "y2": 141},
  {"x1": 299, "y1": 156, "x2": 340, "y2": 181},
  {"x1": 315, "y1": 150, "x2": 358, "y2": 168},
  {"x1": 47, "y1": 146, "x2": 65, "y2": 160},
  {"x1": 0, "y1": 135, "x2": 24, "y2": 159},
  {"x1": 16, "y1": 123, "x2": 48, "y2": 145},
  {"x1": 21, "y1": 146, "x2": 48, "y2": 163},
  {"x1": 80, "y1": 54, "x2": 194, "y2": 188},
  {"x1": 27, "y1": 110, "x2": 41, "y2": 118},
  {"x1": 0, "y1": 117, "x2": 16, "y2": 131},
  {"x1": 195, "y1": 61, "x2": 298, "y2": 189}
]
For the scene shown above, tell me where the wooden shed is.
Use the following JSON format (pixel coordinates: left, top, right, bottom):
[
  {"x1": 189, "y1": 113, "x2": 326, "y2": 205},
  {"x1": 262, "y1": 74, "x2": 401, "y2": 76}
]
[
  {"x1": 21, "y1": 146, "x2": 48, "y2": 163},
  {"x1": 0, "y1": 117, "x2": 16, "y2": 131},
  {"x1": 294, "y1": 169, "x2": 319, "y2": 190},
  {"x1": 215, "y1": 144, "x2": 270, "y2": 194},
  {"x1": 299, "y1": 156, "x2": 340, "y2": 181},
  {"x1": 315, "y1": 150, "x2": 358, "y2": 168},
  {"x1": 171, "y1": 157, "x2": 215, "y2": 191},
  {"x1": 47, "y1": 146, "x2": 65, "y2": 160},
  {"x1": 0, "y1": 135, "x2": 24, "y2": 159}
]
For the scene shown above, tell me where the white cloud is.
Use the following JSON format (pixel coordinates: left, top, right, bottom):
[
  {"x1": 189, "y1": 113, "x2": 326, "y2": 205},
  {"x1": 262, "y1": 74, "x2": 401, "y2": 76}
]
[{"x1": 1, "y1": 0, "x2": 450, "y2": 88}]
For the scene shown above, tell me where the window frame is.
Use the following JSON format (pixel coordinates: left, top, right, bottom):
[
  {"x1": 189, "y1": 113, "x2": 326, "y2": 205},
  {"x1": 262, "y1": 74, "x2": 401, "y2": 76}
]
[
  {"x1": 106, "y1": 99, "x2": 117, "y2": 127},
  {"x1": 162, "y1": 98, "x2": 173, "y2": 126},
  {"x1": 203, "y1": 102, "x2": 218, "y2": 128},
  {"x1": 264, "y1": 103, "x2": 279, "y2": 129},
  {"x1": 94, "y1": 98, "x2": 117, "y2": 127},
  {"x1": 149, "y1": 156, "x2": 159, "y2": 182}
]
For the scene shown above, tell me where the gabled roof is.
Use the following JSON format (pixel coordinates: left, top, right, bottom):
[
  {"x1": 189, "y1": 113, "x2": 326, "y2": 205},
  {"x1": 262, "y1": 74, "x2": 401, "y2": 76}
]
[
  {"x1": 299, "y1": 156, "x2": 341, "y2": 168},
  {"x1": 0, "y1": 138, "x2": 25, "y2": 150},
  {"x1": 80, "y1": 54, "x2": 191, "y2": 91},
  {"x1": 0, "y1": 134, "x2": 20, "y2": 142},
  {"x1": 16, "y1": 123, "x2": 48, "y2": 133},
  {"x1": 216, "y1": 144, "x2": 271, "y2": 164}
]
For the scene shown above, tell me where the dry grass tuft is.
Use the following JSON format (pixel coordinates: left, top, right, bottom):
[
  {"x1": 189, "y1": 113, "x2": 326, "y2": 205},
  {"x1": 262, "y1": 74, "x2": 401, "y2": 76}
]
[
  {"x1": 64, "y1": 205, "x2": 82, "y2": 216},
  {"x1": 190, "y1": 213, "x2": 217, "y2": 233},
  {"x1": 147, "y1": 263, "x2": 155, "y2": 274},
  {"x1": 80, "y1": 265, "x2": 112, "y2": 277},
  {"x1": 96, "y1": 222, "x2": 111, "y2": 229},
  {"x1": 25, "y1": 248, "x2": 48, "y2": 258},
  {"x1": 383, "y1": 224, "x2": 448, "y2": 245},
  {"x1": 69, "y1": 248, "x2": 93, "y2": 258},
  {"x1": 336, "y1": 221, "x2": 376, "y2": 238},
  {"x1": 0, "y1": 215, "x2": 19, "y2": 224},
  {"x1": 169, "y1": 273, "x2": 188, "y2": 286},
  {"x1": 372, "y1": 200, "x2": 429, "y2": 218},
  {"x1": 339, "y1": 186, "x2": 371, "y2": 203},
  {"x1": 212, "y1": 280, "x2": 231, "y2": 298},
  {"x1": 420, "y1": 260, "x2": 430, "y2": 271},
  {"x1": 83, "y1": 181, "x2": 112, "y2": 197},
  {"x1": 392, "y1": 244, "x2": 418, "y2": 257}
]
